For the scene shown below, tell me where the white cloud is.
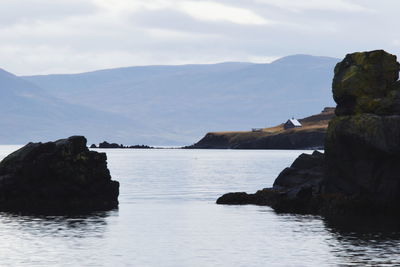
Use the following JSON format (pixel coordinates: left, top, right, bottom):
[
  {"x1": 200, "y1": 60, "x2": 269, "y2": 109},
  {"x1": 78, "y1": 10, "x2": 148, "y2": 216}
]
[
  {"x1": 254, "y1": 0, "x2": 371, "y2": 12},
  {"x1": 92, "y1": 0, "x2": 170, "y2": 14},
  {"x1": 0, "y1": 0, "x2": 398, "y2": 75},
  {"x1": 0, "y1": 0, "x2": 96, "y2": 26},
  {"x1": 146, "y1": 28, "x2": 219, "y2": 41},
  {"x1": 177, "y1": 1, "x2": 271, "y2": 25},
  {"x1": 93, "y1": 0, "x2": 271, "y2": 25}
]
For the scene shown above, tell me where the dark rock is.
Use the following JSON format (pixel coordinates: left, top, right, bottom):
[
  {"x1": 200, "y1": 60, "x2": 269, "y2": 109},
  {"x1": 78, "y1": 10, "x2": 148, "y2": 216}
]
[
  {"x1": 127, "y1": 144, "x2": 153, "y2": 149},
  {"x1": 325, "y1": 114, "x2": 400, "y2": 204},
  {"x1": 216, "y1": 192, "x2": 253, "y2": 205},
  {"x1": 217, "y1": 50, "x2": 400, "y2": 216},
  {"x1": 97, "y1": 141, "x2": 153, "y2": 149},
  {"x1": 0, "y1": 136, "x2": 119, "y2": 213},
  {"x1": 217, "y1": 150, "x2": 325, "y2": 213},
  {"x1": 90, "y1": 144, "x2": 97, "y2": 148},
  {"x1": 273, "y1": 150, "x2": 324, "y2": 190},
  {"x1": 325, "y1": 50, "x2": 400, "y2": 208},
  {"x1": 216, "y1": 189, "x2": 279, "y2": 206},
  {"x1": 98, "y1": 141, "x2": 122, "y2": 148}
]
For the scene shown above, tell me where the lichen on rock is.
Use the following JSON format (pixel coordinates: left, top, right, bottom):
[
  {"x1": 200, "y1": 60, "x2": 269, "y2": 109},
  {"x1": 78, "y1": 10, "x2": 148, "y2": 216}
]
[{"x1": 332, "y1": 50, "x2": 400, "y2": 116}]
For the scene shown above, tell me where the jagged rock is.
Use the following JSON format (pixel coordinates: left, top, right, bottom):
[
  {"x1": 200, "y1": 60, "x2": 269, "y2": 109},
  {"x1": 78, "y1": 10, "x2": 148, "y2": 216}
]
[
  {"x1": 273, "y1": 150, "x2": 324, "y2": 190},
  {"x1": 217, "y1": 50, "x2": 400, "y2": 216},
  {"x1": 0, "y1": 136, "x2": 119, "y2": 213}
]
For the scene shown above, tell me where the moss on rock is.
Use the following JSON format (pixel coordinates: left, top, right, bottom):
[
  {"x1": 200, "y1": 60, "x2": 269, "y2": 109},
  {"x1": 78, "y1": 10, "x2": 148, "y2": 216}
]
[{"x1": 333, "y1": 50, "x2": 400, "y2": 116}]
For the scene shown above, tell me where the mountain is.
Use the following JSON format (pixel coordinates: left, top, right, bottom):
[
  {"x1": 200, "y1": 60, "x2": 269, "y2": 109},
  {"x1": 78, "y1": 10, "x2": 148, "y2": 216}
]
[
  {"x1": 0, "y1": 69, "x2": 163, "y2": 144},
  {"x1": 21, "y1": 54, "x2": 339, "y2": 145}
]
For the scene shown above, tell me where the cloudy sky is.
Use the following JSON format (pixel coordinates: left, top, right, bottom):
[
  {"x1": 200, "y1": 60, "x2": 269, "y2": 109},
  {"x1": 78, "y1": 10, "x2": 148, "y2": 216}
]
[{"x1": 1, "y1": 0, "x2": 399, "y2": 75}]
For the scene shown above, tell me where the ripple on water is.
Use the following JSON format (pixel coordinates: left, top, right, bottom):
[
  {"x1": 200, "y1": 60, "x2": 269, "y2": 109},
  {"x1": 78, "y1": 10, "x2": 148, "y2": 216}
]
[{"x1": 0, "y1": 147, "x2": 398, "y2": 266}]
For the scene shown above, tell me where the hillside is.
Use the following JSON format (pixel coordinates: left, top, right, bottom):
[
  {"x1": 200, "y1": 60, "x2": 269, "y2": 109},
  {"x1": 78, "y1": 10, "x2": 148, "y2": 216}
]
[
  {"x1": 0, "y1": 68, "x2": 162, "y2": 144},
  {"x1": 21, "y1": 55, "x2": 339, "y2": 145},
  {"x1": 186, "y1": 107, "x2": 335, "y2": 149}
]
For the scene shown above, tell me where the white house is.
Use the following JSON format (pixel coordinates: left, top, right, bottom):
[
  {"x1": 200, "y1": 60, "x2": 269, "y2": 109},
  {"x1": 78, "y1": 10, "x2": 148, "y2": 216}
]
[{"x1": 284, "y1": 118, "x2": 302, "y2": 129}]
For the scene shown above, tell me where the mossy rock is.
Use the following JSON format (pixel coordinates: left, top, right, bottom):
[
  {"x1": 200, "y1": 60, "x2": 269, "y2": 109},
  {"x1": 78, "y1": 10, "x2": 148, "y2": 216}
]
[
  {"x1": 333, "y1": 50, "x2": 400, "y2": 116},
  {"x1": 326, "y1": 114, "x2": 400, "y2": 155}
]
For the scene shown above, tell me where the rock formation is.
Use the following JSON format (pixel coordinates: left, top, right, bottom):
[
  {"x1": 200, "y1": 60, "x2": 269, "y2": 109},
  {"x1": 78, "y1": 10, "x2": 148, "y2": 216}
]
[
  {"x1": 91, "y1": 141, "x2": 153, "y2": 149},
  {"x1": 0, "y1": 136, "x2": 119, "y2": 213},
  {"x1": 217, "y1": 50, "x2": 400, "y2": 216}
]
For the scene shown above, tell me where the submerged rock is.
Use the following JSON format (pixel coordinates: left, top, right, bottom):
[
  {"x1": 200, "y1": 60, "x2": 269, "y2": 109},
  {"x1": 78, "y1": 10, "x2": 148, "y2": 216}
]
[
  {"x1": 217, "y1": 50, "x2": 400, "y2": 216},
  {"x1": 0, "y1": 136, "x2": 119, "y2": 213}
]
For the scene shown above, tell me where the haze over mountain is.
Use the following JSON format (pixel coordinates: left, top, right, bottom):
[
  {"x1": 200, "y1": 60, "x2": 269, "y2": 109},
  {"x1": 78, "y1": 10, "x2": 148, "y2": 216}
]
[
  {"x1": 0, "y1": 68, "x2": 158, "y2": 144},
  {"x1": 2, "y1": 54, "x2": 338, "y2": 145}
]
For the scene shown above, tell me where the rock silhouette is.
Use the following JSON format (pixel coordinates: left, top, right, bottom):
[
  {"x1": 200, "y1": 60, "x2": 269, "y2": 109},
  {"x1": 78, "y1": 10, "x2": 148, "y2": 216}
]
[
  {"x1": 91, "y1": 141, "x2": 153, "y2": 149},
  {"x1": 0, "y1": 136, "x2": 119, "y2": 213}
]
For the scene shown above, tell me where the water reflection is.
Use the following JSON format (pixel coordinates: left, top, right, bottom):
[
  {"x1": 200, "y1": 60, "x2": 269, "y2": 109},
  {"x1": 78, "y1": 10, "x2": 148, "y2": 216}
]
[
  {"x1": 323, "y1": 216, "x2": 400, "y2": 266},
  {"x1": 0, "y1": 209, "x2": 118, "y2": 238}
]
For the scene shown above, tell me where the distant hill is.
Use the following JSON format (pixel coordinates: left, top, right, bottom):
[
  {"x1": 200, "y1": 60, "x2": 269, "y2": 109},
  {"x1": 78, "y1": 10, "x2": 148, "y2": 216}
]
[
  {"x1": 0, "y1": 68, "x2": 160, "y2": 144},
  {"x1": 186, "y1": 107, "x2": 336, "y2": 149},
  {"x1": 19, "y1": 54, "x2": 339, "y2": 145}
]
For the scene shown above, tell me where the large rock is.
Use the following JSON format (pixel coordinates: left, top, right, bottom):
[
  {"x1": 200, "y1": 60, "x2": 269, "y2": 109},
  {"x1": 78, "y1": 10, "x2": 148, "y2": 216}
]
[
  {"x1": 333, "y1": 50, "x2": 400, "y2": 116},
  {"x1": 0, "y1": 136, "x2": 119, "y2": 213},
  {"x1": 217, "y1": 50, "x2": 400, "y2": 216},
  {"x1": 324, "y1": 50, "x2": 400, "y2": 212}
]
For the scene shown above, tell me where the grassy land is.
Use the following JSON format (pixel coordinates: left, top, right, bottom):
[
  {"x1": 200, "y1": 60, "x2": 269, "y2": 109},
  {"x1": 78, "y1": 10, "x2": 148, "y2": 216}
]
[{"x1": 205, "y1": 107, "x2": 335, "y2": 143}]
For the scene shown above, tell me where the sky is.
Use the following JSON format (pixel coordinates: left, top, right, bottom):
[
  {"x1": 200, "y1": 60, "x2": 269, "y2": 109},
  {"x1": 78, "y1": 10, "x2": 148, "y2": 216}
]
[{"x1": 1, "y1": 0, "x2": 399, "y2": 75}]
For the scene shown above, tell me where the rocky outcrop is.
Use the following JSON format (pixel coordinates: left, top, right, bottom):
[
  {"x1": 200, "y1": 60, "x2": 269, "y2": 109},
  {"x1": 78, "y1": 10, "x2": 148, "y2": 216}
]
[
  {"x1": 217, "y1": 151, "x2": 325, "y2": 213},
  {"x1": 324, "y1": 50, "x2": 400, "y2": 211},
  {"x1": 0, "y1": 136, "x2": 119, "y2": 213},
  {"x1": 217, "y1": 50, "x2": 400, "y2": 216},
  {"x1": 333, "y1": 50, "x2": 400, "y2": 116},
  {"x1": 91, "y1": 141, "x2": 153, "y2": 149},
  {"x1": 98, "y1": 141, "x2": 122, "y2": 148}
]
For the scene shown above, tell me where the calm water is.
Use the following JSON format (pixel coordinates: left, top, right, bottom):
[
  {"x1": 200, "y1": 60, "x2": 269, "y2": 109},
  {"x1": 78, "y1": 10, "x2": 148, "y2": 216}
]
[{"x1": 0, "y1": 146, "x2": 400, "y2": 266}]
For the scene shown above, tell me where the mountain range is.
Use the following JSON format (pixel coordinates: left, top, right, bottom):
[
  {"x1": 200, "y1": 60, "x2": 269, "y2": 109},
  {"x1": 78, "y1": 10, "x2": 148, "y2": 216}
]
[{"x1": 1, "y1": 54, "x2": 339, "y2": 145}]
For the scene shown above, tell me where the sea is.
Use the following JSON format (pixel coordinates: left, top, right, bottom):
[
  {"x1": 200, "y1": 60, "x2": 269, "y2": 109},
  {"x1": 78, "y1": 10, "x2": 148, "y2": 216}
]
[{"x1": 0, "y1": 146, "x2": 399, "y2": 266}]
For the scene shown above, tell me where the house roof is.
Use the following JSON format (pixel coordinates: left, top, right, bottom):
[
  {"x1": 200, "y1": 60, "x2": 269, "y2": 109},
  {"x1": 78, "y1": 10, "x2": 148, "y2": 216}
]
[{"x1": 287, "y1": 119, "x2": 302, "y2": 126}]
